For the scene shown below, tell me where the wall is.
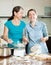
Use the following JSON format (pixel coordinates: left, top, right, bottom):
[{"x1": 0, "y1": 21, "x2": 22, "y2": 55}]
[
  {"x1": 0, "y1": 18, "x2": 7, "y2": 37},
  {"x1": 0, "y1": 0, "x2": 51, "y2": 16}
]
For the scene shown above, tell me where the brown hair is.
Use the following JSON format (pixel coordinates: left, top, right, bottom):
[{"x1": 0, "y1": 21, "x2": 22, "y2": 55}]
[
  {"x1": 27, "y1": 9, "x2": 36, "y2": 17},
  {"x1": 8, "y1": 6, "x2": 23, "y2": 21}
]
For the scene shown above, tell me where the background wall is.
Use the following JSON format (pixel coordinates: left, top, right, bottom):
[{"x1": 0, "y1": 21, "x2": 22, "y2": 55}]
[{"x1": 0, "y1": 0, "x2": 51, "y2": 16}]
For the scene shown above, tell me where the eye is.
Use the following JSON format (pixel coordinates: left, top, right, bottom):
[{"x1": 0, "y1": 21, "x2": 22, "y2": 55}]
[{"x1": 33, "y1": 13, "x2": 35, "y2": 15}]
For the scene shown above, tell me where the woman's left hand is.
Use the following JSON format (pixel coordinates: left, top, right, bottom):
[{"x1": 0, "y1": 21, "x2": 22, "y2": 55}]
[
  {"x1": 23, "y1": 36, "x2": 29, "y2": 43},
  {"x1": 40, "y1": 37, "x2": 48, "y2": 42}
]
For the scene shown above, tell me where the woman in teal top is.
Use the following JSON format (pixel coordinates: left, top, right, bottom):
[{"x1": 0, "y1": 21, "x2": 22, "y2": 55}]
[
  {"x1": 3, "y1": 6, "x2": 26, "y2": 48},
  {"x1": 24, "y1": 9, "x2": 48, "y2": 54},
  {"x1": 5, "y1": 20, "x2": 25, "y2": 43}
]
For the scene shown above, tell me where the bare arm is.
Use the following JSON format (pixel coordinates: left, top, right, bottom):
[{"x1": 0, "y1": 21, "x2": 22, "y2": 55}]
[{"x1": 3, "y1": 25, "x2": 13, "y2": 43}]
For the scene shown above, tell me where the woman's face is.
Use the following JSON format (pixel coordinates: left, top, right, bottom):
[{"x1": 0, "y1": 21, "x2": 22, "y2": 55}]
[
  {"x1": 28, "y1": 11, "x2": 37, "y2": 22},
  {"x1": 14, "y1": 9, "x2": 23, "y2": 20}
]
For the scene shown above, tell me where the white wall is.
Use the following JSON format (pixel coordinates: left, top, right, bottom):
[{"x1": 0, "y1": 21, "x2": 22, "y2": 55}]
[
  {"x1": 0, "y1": 19, "x2": 7, "y2": 36},
  {"x1": 0, "y1": 0, "x2": 51, "y2": 16}
]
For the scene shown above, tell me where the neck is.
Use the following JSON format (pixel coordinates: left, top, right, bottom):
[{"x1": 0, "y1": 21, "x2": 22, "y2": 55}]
[
  {"x1": 30, "y1": 21, "x2": 36, "y2": 28},
  {"x1": 12, "y1": 17, "x2": 20, "y2": 26},
  {"x1": 13, "y1": 17, "x2": 20, "y2": 22}
]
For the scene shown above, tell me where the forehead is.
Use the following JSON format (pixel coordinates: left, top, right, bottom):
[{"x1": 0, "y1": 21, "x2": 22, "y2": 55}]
[
  {"x1": 29, "y1": 11, "x2": 36, "y2": 14},
  {"x1": 19, "y1": 8, "x2": 23, "y2": 12}
]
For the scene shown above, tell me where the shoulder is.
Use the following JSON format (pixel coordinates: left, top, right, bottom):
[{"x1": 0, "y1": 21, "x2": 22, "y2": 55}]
[
  {"x1": 37, "y1": 21, "x2": 46, "y2": 27},
  {"x1": 20, "y1": 20, "x2": 26, "y2": 27},
  {"x1": 40, "y1": 21, "x2": 46, "y2": 28},
  {"x1": 25, "y1": 22, "x2": 30, "y2": 29},
  {"x1": 26, "y1": 23, "x2": 29, "y2": 27},
  {"x1": 21, "y1": 20, "x2": 26, "y2": 24},
  {"x1": 4, "y1": 20, "x2": 12, "y2": 28},
  {"x1": 5, "y1": 20, "x2": 12, "y2": 25}
]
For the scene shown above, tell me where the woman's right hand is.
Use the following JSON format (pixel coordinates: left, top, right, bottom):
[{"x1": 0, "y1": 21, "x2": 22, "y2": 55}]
[
  {"x1": 23, "y1": 36, "x2": 29, "y2": 43},
  {"x1": 23, "y1": 36, "x2": 29, "y2": 45},
  {"x1": 7, "y1": 39, "x2": 13, "y2": 43}
]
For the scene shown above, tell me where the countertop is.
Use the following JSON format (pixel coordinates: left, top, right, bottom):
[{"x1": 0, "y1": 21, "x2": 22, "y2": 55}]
[{"x1": 0, "y1": 54, "x2": 51, "y2": 65}]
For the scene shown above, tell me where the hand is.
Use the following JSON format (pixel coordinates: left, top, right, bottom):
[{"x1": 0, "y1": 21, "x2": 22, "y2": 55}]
[
  {"x1": 40, "y1": 37, "x2": 47, "y2": 42},
  {"x1": 23, "y1": 36, "x2": 29, "y2": 43},
  {"x1": 7, "y1": 39, "x2": 13, "y2": 43},
  {"x1": 23, "y1": 36, "x2": 29, "y2": 45},
  {"x1": 23, "y1": 41, "x2": 28, "y2": 45}
]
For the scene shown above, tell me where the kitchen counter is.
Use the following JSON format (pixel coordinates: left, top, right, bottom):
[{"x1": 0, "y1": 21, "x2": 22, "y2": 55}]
[{"x1": 0, "y1": 54, "x2": 51, "y2": 65}]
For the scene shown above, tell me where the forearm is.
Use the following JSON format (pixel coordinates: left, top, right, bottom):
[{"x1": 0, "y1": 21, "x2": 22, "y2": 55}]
[
  {"x1": 3, "y1": 35, "x2": 13, "y2": 43},
  {"x1": 3, "y1": 35, "x2": 9, "y2": 43}
]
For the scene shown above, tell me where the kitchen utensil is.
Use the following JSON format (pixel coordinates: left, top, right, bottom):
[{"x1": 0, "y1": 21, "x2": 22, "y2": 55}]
[{"x1": 0, "y1": 47, "x2": 11, "y2": 57}]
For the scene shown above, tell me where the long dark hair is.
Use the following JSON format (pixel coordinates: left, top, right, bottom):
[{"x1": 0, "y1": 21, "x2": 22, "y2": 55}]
[{"x1": 8, "y1": 6, "x2": 23, "y2": 21}]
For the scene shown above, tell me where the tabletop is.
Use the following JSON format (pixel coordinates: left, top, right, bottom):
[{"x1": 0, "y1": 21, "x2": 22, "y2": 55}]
[{"x1": 0, "y1": 54, "x2": 51, "y2": 65}]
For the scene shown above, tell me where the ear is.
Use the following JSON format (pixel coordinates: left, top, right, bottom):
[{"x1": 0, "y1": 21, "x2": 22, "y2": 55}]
[
  {"x1": 14, "y1": 11, "x2": 17, "y2": 16},
  {"x1": 36, "y1": 14, "x2": 37, "y2": 19}
]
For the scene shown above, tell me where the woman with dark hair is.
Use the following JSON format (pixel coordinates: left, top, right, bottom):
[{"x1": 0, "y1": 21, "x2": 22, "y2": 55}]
[
  {"x1": 23, "y1": 9, "x2": 48, "y2": 54},
  {"x1": 3, "y1": 6, "x2": 26, "y2": 55}
]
